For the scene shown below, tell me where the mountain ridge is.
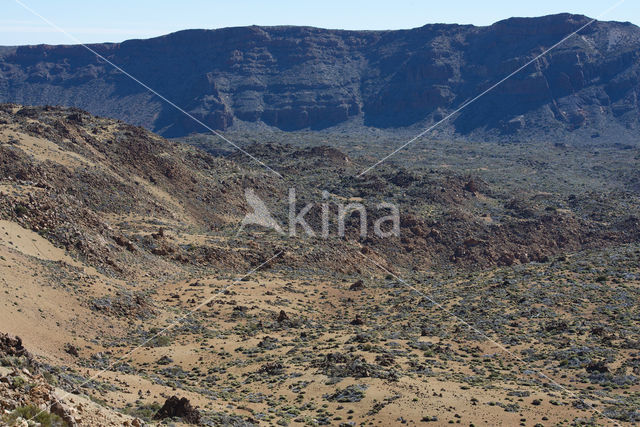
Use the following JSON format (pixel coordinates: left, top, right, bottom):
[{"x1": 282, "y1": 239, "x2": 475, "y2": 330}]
[{"x1": 1, "y1": 13, "x2": 639, "y2": 140}]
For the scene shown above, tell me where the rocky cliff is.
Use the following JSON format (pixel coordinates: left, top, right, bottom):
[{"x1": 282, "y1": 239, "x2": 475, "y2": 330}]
[{"x1": 1, "y1": 13, "x2": 639, "y2": 139}]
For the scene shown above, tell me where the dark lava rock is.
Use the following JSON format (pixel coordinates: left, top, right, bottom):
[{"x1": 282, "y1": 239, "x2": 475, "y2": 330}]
[
  {"x1": 64, "y1": 344, "x2": 79, "y2": 357},
  {"x1": 464, "y1": 179, "x2": 479, "y2": 193},
  {"x1": 351, "y1": 314, "x2": 365, "y2": 325},
  {"x1": 277, "y1": 310, "x2": 289, "y2": 322},
  {"x1": 586, "y1": 360, "x2": 609, "y2": 373},
  {"x1": 156, "y1": 355, "x2": 174, "y2": 365},
  {"x1": 0, "y1": 333, "x2": 29, "y2": 358},
  {"x1": 258, "y1": 362, "x2": 285, "y2": 376},
  {"x1": 153, "y1": 396, "x2": 201, "y2": 424},
  {"x1": 349, "y1": 280, "x2": 366, "y2": 291}
]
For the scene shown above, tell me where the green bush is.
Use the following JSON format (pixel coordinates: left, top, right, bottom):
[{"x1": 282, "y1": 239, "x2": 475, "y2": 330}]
[
  {"x1": 123, "y1": 402, "x2": 162, "y2": 421},
  {"x1": 11, "y1": 376, "x2": 26, "y2": 390},
  {"x1": 2, "y1": 405, "x2": 67, "y2": 427},
  {"x1": 149, "y1": 335, "x2": 172, "y2": 347},
  {"x1": 13, "y1": 204, "x2": 29, "y2": 217}
]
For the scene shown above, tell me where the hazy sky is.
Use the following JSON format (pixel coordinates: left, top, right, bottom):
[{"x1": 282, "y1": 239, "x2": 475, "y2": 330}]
[{"x1": 2, "y1": 0, "x2": 636, "y2": 45}]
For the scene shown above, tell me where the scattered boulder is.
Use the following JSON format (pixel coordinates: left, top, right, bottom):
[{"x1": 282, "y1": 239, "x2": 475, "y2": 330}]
[
  {"x1": 153, "y1": 396, "x2": 201, "y2": 424},
  {"x1": 156, "y1": 355, "x2": 173, "y2": 365},
  {"x1": 351, "y1": 314, "x2": 365, "y2": 325},
  {"x1": 258, "y1": 362, "x2": 285, "y2": 376},
  {"x1": 464, "y1": 179, "x2": 479, "y2": 193},
  {"x1": 64, "y1": 344, "x2": 79, "y2": 357},
  {"x1": 349, "y1": 280, "x2": 365, "y2": 291},
  {"x1": 586, "y1": 361, "x2": 609, "y2": 374},
  {"x1": 277, "y1": 310, "x2": 289, "y2": 322},
  {"x1": 0, "y1": 334, "x2": 30, "y2": 359}
]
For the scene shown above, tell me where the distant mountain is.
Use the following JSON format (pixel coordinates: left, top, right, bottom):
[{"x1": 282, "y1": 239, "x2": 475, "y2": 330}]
[{"x1": 1, "y1": 13, "x2": 639, "y2": 139}]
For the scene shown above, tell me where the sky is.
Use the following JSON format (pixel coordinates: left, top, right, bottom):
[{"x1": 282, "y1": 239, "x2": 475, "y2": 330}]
[{"x1": 1, "y1": 0, "x2": 637, "y2": 46}]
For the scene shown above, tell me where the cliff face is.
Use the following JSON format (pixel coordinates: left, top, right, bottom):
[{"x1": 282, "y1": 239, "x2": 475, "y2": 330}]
[{"x1": 1, "y1": 14, "x2": 639, "y2": 138}]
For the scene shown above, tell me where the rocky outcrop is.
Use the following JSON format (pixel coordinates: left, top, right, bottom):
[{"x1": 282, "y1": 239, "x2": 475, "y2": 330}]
[
  {"x1": 0, "y1": 333, "x2": 141, "y2": 426},
  {"x1": 153, "y1": 396, "x2": 201, "y2": 424},
  {"x1": 0, "y1": 14, "x2": 639, "y2": 139}
]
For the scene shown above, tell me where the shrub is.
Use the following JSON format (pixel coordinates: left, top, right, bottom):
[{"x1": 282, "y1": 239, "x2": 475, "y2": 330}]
[
  {"x1": 11, "y1": 376, "x2": 26, "y2": 390},
  {"x1": 14, "y1": 204, "x2": 29, "y2": 217},
  {"x1": 2, "y1": 405, "x2": 66, "y2": 427},
  {"x1": 123, "y1": 403, "x2": 162, "y2": 421},
  {"x1": 148, "y1": 335, "x2": 172, "y2": 347}
]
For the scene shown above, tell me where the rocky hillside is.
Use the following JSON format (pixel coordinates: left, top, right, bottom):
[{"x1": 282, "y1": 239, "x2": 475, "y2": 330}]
[
  {"x1": 1, "y1": 105, "x2": 640, "y2": 426},
  {"x1": 1, "y1": 14, "x2": 639, "y2": 140},
  {"x1": 1, "y1": 104, "x2": 639, "y2": 279}
]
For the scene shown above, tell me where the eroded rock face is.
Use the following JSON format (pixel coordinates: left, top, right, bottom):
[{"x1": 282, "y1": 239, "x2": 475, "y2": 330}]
[{"x1": 0, "y1": 14, "x2": 639, "y2": 138}]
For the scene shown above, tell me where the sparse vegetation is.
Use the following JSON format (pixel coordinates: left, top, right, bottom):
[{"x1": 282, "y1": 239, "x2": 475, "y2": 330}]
[
  {"x1": 0, "y1": 105, "x2": 638, "y2": 426},
  {"x1": 2, "y1": 405, "x2": 66, "y2": 427}
]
